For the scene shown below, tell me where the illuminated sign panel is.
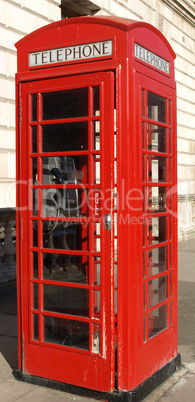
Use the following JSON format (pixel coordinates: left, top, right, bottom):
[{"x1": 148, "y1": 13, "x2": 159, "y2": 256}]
[
  {"x1": 134, "y1": 43, "x2": 170, "y2": 74},
  {"x1": 29, "y1": 40, "x2": 113, "y2": 67}
]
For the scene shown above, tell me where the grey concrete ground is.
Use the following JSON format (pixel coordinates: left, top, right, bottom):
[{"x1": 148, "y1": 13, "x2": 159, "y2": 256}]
[{"x1": 0, "y1": 240, "x2": 194, "y2": 401}]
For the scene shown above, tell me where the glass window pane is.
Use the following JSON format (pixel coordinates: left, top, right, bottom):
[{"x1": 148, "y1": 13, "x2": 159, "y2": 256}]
[
  {"x1": 148, "y1": 275, "x2": 168, "y2": 307},
  {"x1": 42, "y1": 155, "x2": 88, "y2": 185},
  {"x1": 42, "y1": 221, "x2": 88, "y2": 252},
  {"x1": 147, "y1": 92, "x2": 167, "y2": 123},
  {"x1": 41, "y1": 188, "x2": 88, "y2": 219},
  {"x1": 93, "y1": 222, "x2": 101, "y2": 252},
  {"x1": 93, "y1": 290, "x2": 100, "y2": 318},
  {"x1": 44, "y1": 316, "x2": 89, "y2": 350},
  {"x1": 33, "y1": 283, "x2": 38, "y2": 310},
  {"x1": 32, "y1": 158, "x2": 38, "y2": 184},
  {"x1": 43, "y1": 254, "x2": 88, "y2": 284},
  {"x1": 32, "y1": 189, "x2": 38, "y2": 217},
  {"x1": 31, "y1": 94, "x2": 37, "y2": 122},
  {"x1": 142, "y1": 122, "x2": 146, "y2": 150},
  {"x1": 33, "y1": 225, "x2": 38, "y2": 248},
  {"x1": 93, "y1": 323, "x2": 100, "y2": 354},
  {"x1": 93, "y1": 155, "x2": 100, "y2": 184},
  {"x1": 148, "y1": 246, "x2": 168, "y2": 276},
  {"x1": 93, "y1": 86, "x2": 100, "y2": 116},
  {"x1": 42, "y1": 122, "x2": 88, "y2": 152},
  {"x1": 142, "y1": 89, "x2": 145, "y2": 118},
  {"x1": 142, "y1": 154, "x2": 146, "y2": 182},
  {"x1": 44, "y1": 285, "x2": 89, "y2": 317},
  {"x1": 33, "y1": 314, "x2": 39, "y2": 341},
  {"x1": 148, "y1": 216, "x2": 167, "y2": 245},
  {"x1": 32, "y1": 251, "x2": 38, "y2": 279},
  {"x1": 42, "y1": 88, "x2": 88, "y2": 120},
  {"x1": 31, "y1": 126, "x2": 37, "y2": 153},
  {"x1": 169, "y1": 129, "x2": 172, "y2": 154},
  {"x1": 148, "y1": 304, "x2": 168, "y2": 339},
  {"x1": 147, "y1": 124, "x2": 167, "y2": 153},
  {"x1": 93, "y1": 121, "x2": 100, "y2": 150},
  {"x1": 148, "y1": 156, "x2": 167, "y2": 182},
  {"x1": 93, "y1": 257, "x2": 101, "y2": 286},
  {"x1": 169, "y1": 100, "x2": 172, "y2": 125},
  {"x1": 148, "y1": 187, "x2": 166, "y2": 213}
]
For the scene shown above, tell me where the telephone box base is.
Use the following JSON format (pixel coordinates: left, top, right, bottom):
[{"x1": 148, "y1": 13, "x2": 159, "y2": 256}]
[{"x1": 14, "y1": 354, "x2": 181, "y2": 401}]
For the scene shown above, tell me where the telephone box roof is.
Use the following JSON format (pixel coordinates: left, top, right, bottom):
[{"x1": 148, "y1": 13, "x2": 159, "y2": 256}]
[{"x1": 15, "y1": 16, "x2": 176, "y2": 58}]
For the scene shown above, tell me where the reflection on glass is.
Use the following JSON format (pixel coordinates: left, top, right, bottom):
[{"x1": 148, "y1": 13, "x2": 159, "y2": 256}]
[
  {"x1": 42, "y1": 88, "x2": 88, "y2": 120},
  {"x1": 93, "y1": 155, "x2": 100, "y2": 184},
  {"x1": 93, "y1": 121, "x2": 100, "y2": 150},
  {"x1": 93, "y1": 323, "x2": 100, "y2": 354},
  {"x1": 93, "y1": 290, "x2": 100, "y2": 317},
  {"x1": 94, "y1": 223, "x2": 100, "y2": 252},
  {"x1": 32, "y1": 189, "x2": 38, "y2": 216},
  {"x1": 147, "y1": 124, "x2": 167, "y2": 153},
  {"x1": 148, "y1": 304, "x2": 168, "y2": 339},
  {"x1": 147, "y1": 92, "x2": 166, "y2": 123},
  {"x1": 44, "y1": 285, "x2": 89, "y2": 317},
  {"x1": 42, "y1": 122, "x2": 88, "y2": 152},
  {"x1": 32, "y1": 158, "x2": 38, "y2": 184},
  {"x1": 44, "y1": 316, "x2": 89, "y2": 350},
  {"x1": 115, "y1": 289, "x2": 118, "y2": 314},
  {"x1": 31, "y1": 94, "x2": 37, "y2": 122},
  {"x1": 148, "y1": 156, "x2": 166, "y2": 182},
  {"x1": 42, "y1": 222, "x2": 89, "y2": 251},
  {"x1": 148, "y1": 186, "x2": 166, "y2": 213},
  {"x1": 148, "y1": 216, "x2": 166, "y2": 245},
  {"x1": 114, "y1": 263, "x2": 118, "y2": 288},
  {"x1": 43, "y1": 254, "x2": 88, "y2": 284},
  {"x1": 148, "y1": 246, "x2": 168, "y2": 276},
  {"x1": 148, "y1": 275, "x2": 168, "y2": 307},
  {"x1": 93, "y1": 86, "x2": 100, "y2": 116}
]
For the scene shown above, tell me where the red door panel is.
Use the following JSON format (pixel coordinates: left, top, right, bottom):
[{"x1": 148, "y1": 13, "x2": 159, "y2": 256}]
[{"x1": 19, "y1": 72, "x2": 115, "y2": 392}]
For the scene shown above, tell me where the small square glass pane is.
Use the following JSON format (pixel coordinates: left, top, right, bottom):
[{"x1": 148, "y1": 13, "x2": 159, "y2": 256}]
[{"x1": 147, "y1": 92, "x2": 167, "y2": 123}]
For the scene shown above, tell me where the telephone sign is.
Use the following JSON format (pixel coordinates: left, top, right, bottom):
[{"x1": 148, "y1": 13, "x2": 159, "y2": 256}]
[
  {"x1": 15, "y1": 16, "x2": 179, "y2": 401},
  {"x1": 29, "y1": 40, "x2": 113, "y2": 67}
]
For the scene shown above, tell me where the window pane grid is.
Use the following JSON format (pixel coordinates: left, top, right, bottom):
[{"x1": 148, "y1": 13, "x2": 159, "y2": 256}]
[
  {"x1": 142, "y1": 88, "x2": 173, "y2": 343},
  {"x1": 28, "y1": 82, "x2": 105, "y2": 355}
]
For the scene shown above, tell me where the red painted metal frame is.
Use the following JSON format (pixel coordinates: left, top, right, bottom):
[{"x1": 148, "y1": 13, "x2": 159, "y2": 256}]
[
  {"x1": 18, "y1": 72, "x2": 115, "y2": 392},
  {"x1": 16, "y1": 16, "x2": 177, "y2": 394}
]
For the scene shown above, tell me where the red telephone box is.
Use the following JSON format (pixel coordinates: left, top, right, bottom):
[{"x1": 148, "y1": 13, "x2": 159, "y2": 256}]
[{"x1": 15, "y1": 16, "x2": 180, "y2": 400}]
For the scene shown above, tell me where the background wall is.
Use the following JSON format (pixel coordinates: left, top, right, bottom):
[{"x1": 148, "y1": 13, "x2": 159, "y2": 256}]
[
  {"x1": 0, "y1": 0, "x2": 61, "y2": 207},
  {"x1": 0, "y1": 0, "x2": 194, "y2": 241}
]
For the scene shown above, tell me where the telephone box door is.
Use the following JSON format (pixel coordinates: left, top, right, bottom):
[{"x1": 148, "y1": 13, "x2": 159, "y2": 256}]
[{"x1": 19, "y1": 71, "x2": 115, "y2": 392}]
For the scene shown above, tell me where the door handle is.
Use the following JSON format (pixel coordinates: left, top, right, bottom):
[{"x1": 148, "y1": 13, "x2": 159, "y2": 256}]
[{"x1": 104, "y1": 213, "x2": 112, "y2": 230}]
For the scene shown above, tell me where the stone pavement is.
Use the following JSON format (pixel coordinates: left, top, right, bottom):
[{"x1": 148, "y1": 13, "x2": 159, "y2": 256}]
[{"x1": 0, "y1": 240, "x2": 194, "y2": 401}]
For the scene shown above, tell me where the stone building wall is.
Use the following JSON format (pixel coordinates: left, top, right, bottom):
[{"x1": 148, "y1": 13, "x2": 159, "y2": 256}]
[
  {"x1": 0, "y1": 0, "x2": 61, "y2": 207},
  {"x1": 0, "y1": 0, "x2": 194, "y2": 240},
  {"x1": 94, "y1": 0, "x2": 195, "y2": 241}
]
